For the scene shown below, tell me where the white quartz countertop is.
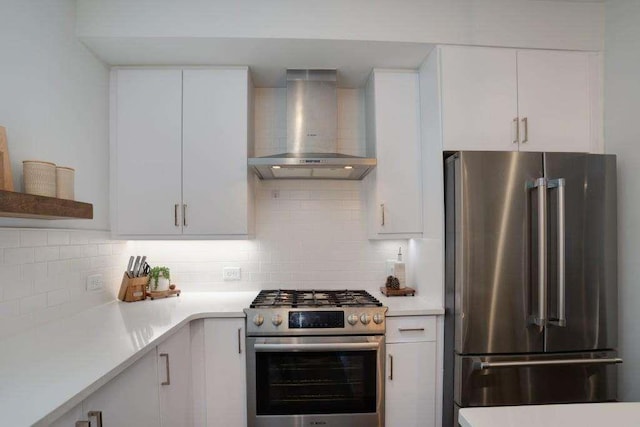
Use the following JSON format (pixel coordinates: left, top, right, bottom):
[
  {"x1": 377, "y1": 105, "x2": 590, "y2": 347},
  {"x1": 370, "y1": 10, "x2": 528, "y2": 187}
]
[
  {"x1": 0, "y1": 290, "x2": 442, "y2": 426},
  {"x1": 459, "y1": 403, "x2": 640, "y2": 427},
  {"x1": 0, "y1": 292, "x2": 256, "y2": 427}
]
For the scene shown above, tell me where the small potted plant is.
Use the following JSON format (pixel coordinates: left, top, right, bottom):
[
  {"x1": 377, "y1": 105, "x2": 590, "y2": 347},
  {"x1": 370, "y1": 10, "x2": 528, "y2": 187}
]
[{"x1": 149, "y1": 266, "x2": 171, "y2": 291}]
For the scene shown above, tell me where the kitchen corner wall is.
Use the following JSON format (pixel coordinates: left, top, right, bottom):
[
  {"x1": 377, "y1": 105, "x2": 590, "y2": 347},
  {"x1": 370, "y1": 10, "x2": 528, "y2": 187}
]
[
  {"x1": 132, "y1": 88, "x2": 410, "y2": 292},
  {"x1": 0, "y1": 0, "x2": 110, "y2": 230},
  {"x1": 0, "y1": 1, "x2": 114, "y2": 339},
  {"x1": 0, "y1": 229, "x2": 128, "y2": 339}
]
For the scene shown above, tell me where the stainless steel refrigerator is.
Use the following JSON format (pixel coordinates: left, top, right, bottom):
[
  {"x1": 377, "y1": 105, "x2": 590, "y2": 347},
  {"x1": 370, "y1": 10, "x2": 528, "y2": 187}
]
[{"x1": 443, "y1": 151, "x2": 621, "y2": 427}]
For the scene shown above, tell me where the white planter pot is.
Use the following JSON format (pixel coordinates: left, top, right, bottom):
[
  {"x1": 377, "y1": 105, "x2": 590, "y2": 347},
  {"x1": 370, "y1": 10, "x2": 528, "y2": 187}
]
[{"x1": 153, "y1": 277, "x2": 170, "y2": 291}]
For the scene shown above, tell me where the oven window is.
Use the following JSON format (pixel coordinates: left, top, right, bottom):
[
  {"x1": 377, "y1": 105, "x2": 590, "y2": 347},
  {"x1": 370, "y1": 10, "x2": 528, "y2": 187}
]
[{"x1": 256, "y1": 351, "x2": 377, "y2": 415}]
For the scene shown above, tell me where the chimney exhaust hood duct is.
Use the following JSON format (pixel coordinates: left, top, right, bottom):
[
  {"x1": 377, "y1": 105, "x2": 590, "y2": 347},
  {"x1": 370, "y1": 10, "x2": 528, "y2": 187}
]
[{"x1": 248, "y1": 69, "x2": 376, "y2": 180}]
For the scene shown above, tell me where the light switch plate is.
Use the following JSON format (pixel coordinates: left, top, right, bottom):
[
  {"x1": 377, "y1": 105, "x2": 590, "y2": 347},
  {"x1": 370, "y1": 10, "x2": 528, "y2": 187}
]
[
  {"x1": 86, "y1": 274, "x2": 103, "y2": 291},
  {"x1": 223, "y1": 267, "x2": 241, "y2": 281}
]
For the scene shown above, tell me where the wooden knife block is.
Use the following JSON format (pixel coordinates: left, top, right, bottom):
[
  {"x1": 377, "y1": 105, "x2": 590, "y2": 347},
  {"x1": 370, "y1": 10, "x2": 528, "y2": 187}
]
[{"x1": 118, "y1": 272, "x2": 149, "y2": 302}]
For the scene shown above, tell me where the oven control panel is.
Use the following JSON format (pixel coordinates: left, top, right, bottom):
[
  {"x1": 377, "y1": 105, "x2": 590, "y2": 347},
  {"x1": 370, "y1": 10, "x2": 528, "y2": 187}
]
[{"x1": 245, "y1": 307, "x2": 387, "y2": 336}]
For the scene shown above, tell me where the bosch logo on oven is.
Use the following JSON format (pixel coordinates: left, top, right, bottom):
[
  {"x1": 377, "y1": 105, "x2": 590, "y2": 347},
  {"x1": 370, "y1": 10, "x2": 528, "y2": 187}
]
[{"x1": 310, "y1": 422, "x2": 327, "y2": 426}]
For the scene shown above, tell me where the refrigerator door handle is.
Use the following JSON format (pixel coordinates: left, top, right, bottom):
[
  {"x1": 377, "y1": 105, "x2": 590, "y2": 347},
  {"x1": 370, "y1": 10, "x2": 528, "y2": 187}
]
[
  {"x1": 548, "y1": 178, "x2": 567, "y2": 327},
  {"x1": 528, "y1": 178, "x2": 548, "y2": 328},
  {"x1": 472, "y1": 357, "x2": 623, "y2": 371}
]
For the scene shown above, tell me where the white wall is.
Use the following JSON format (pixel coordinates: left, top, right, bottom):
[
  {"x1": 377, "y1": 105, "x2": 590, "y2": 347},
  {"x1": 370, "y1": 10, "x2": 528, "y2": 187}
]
[
  {"x1": 76, "y1": 0, "x2": 604, "y2": 51},
  {"x1": 0, "y1": 1, "x2": 117, "y2": 339},
  {"x1": 604, "y1": 0, "x2": 640, "y2": 401},
  {"x1": 0, "y1": 0, "x2": 110, "y2": 230}
]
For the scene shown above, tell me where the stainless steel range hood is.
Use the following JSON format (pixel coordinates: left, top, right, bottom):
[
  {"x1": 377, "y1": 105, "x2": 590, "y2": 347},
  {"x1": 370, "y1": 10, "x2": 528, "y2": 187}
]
[{"x1": 249, "y1": 70, "x2": 376, "y2": 180}]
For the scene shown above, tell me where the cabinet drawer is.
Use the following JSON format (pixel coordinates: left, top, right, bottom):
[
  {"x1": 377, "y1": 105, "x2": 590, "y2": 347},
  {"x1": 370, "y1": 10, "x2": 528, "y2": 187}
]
[{"x1": 386, "y1": 316, "x2": 436, "y2": 343}]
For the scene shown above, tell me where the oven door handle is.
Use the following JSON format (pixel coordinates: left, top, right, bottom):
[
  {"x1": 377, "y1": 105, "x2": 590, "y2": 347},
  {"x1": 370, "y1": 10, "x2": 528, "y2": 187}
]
[{"x1": 254, "y1": 342, "x2": 380, "y2": 352}]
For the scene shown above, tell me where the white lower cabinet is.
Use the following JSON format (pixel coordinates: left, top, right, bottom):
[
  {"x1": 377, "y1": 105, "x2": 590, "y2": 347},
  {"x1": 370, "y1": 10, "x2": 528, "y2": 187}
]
[
  {"x1": 158, "y1": 325, "x2": 193, "y2": 427},
  {"x1": 385, "y1": 316, "x2": 437, "y2": 427},
  {"x1": 204, "y1": 318, "x2": 247, "y2": 427},
  {"x1": 49, "y1": 325, "x2": 193, "y2": 427},
  {"x1": 82, "y1": 350, "x2": 161, "y2": 427}
]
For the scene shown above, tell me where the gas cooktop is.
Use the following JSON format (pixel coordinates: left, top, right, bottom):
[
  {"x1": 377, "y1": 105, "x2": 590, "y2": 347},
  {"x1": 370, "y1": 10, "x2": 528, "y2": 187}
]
[
  {"x1": 245, "y1": 289, "x2": 387, "y2": 336},
  {"x1": 249, "y1": 289, "x2": 383, "y2": 308}
]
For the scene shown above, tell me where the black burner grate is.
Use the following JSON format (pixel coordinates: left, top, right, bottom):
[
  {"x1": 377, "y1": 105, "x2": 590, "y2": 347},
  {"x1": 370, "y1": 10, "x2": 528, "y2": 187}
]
[{"x1": 249, "y1": 289, "x2": 382, "y2": 308}]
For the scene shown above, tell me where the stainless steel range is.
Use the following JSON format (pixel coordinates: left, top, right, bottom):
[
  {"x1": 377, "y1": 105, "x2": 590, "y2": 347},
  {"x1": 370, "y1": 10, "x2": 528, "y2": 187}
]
[{"x1": 245, "y1": 289, "x2": 388, "y2": 427}]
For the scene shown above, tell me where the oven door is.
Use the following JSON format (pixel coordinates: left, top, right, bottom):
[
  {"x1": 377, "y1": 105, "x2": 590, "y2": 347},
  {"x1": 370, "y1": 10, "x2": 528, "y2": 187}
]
[{"x1": 246, "y1": 335, "x2": 385, "y2": 427}]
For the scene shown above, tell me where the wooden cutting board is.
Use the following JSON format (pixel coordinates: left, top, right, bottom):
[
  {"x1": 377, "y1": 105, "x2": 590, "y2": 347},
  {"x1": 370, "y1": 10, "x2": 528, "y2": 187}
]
[{"x1": 0, "y1": 127, "x2": 14, "y2": 191}]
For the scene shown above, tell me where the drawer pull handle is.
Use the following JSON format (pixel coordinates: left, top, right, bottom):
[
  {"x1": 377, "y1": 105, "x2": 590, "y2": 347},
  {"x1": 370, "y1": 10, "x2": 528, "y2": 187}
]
[
  {"x1": 160, "y1": 353, "x2": 171, "y2": 385},
  {"x1": 87, "y1": 411, "x2": 102, "y2": 427},
  {"x1": 388, "y1": 354, "x2": 393, "y2": 380},
  {"x1": 398, "y1": 328, "x2": 425, "y2": 332}
]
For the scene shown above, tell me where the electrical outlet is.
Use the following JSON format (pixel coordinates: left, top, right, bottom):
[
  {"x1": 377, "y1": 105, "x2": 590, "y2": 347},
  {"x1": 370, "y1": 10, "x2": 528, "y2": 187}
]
[
  {"x1": 223, "y1": 267, "x2": 241, "y2": 281},
  {"x1": 86, "y1": 274, "x2": 103, "y2": 291}
]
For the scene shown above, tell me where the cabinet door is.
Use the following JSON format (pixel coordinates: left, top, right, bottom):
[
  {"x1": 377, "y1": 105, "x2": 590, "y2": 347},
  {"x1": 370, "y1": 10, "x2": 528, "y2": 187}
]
[
  {"x1": 385, "y1": 342, "x2": 436, "y2": 427},
  {"x1": 517, "y1": 51, "x2": 590, "y2": 153},
  {"x1": 182, "y1": 69, "x2": 250, "y2": 236},
  {"x1": 158, "y1": 326, "x2": 192, "y2": 427},
  {"x1": 369, "y1": 71, "x2": 423, "y2": 236},
  {"x1": 82, "y1": 350, "x2": 160, "y2": 427},
  {"x1": 440, "y1": 46, "x2": 519, "y2": 151},
  {"x1": 204, "y1": 318, "x2": 246, "y2": 427},
  {"x1": 113, "y1": 69, "x2": 183, "y2": 235}
]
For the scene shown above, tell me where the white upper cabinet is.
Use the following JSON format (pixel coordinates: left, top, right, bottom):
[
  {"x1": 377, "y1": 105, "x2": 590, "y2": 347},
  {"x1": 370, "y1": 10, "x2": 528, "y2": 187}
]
[
  {"x1": 113, "y1": 69, "x2": 183, "y2": 235},
  {"x1": 516, "y1": 50, "x2": 590, "y2": 152},
  {"x1": 182, "y1": 69, "x2": 253, "y2": 236},
  {"x1": 111, "y1": 67, "x2": 254, "y2": 239},
  {"x1": 440, "y1": 46, "x2": 519, "y2": 151},
  {"x1": 438, "y1": 46, "x2": 602, "y2": 153},
  {"x1": 365, "y1": 70, "x2": 423, "y2": 239}
]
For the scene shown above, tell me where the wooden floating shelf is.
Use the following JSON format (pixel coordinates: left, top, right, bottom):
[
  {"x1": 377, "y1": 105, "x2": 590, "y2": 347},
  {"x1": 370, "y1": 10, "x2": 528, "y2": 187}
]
[{"x1": 0, "y1": 190, "x2": 93, "y2": 220}]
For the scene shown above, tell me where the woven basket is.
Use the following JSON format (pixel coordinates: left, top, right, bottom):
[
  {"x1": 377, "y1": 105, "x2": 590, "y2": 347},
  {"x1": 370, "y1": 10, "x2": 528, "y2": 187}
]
[
  {"x1": 23, "y1": 160, "x2": 56, "y2": 197},
  {"x1": 55, "y1": 166, "x2": 74, "y2": 200}
]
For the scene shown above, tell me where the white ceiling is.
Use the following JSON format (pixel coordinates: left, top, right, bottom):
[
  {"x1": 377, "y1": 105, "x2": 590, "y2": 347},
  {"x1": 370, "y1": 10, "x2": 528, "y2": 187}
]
[{"x1": 80, "y1": 37, "x2": 434, "y2": 88}]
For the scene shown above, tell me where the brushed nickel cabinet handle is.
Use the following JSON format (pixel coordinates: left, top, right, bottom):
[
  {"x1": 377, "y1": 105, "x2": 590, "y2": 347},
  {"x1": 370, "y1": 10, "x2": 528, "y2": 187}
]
[
  {"x1": 174, "y1": 204, "x2": 179, "y2": 227},
  {"x1": 388, "y1": 354, "x2": 393, "y2": 380},
  {"x1": 87, "y1": 411, "x2": 102, "y2": 427},
  {"x1": 160, "y1": 353, "x2": 171, "y2": 385},
  {"x1": 238, "y1": 328, "x2": 242, "y2": 354},
  {"x1": 512, "y1": 117, "x2": 519, "y2": 144},
  {"x1": 521, "y1": 117, "x2": 529, "y2": 143},
  {"x1": 398, "y1": 328, "x2": 425, "y2": 332},
  {"x1": 183, "y1": 204, "x2": 188, "y2": 227},
  {"x1": 380, "y1": 204, "x2": 385, "y2": 226}
]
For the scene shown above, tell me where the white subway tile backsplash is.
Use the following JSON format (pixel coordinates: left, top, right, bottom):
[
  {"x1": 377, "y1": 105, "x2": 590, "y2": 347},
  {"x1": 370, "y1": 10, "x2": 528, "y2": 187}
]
[
  {"x1": 0, "y1": 230, "x2": 21, "y2": 248},
  {"x1": 59, "y1": 245, "x2": 83, "y2": 259},
  {"x1": 35, "y1": 246, "x2": 60, "y2": 262},
  {"x1": 47, "y1": 231, "x2": 70, "y2": 246},
  {"x1": 0, "y1": 229, "x2": 126, "y2": 339},
  {"x1": 20, "y1": 230, "x2": 48, "y2": 247},
  {"x1": 4, "y1": 247, "x2": 35, "y2": 265}
]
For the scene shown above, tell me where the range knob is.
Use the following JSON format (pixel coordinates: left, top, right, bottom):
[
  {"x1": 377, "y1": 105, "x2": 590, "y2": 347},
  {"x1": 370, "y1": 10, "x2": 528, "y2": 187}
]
[
  {"x1": 373, "y1": 313, "x2": 385, "y2": 325},
  {"x1": 360, "y1": 313, "x2": 372, "y2": 325},
  {"x1": 272, "y1": 314, "x2": 283, "y2": 327},
  {"x1": 347, "y1": 314, "x2": 359, "y2": 325},
  {"x1": 253, "y1": 314, "x2": 264, "y2": 326}
]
